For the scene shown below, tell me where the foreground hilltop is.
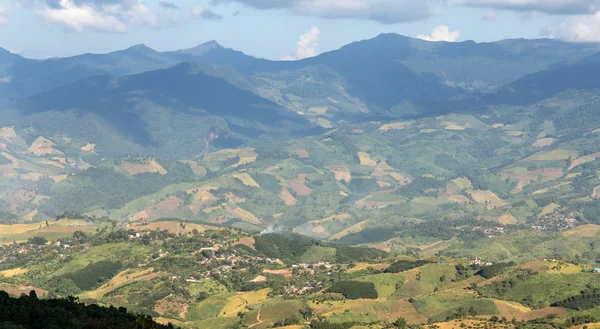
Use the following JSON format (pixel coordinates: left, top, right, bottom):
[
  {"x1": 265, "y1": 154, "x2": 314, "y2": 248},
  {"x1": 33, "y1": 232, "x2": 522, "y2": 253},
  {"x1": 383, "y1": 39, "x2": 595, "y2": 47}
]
[{"x1": 0, "y1": 221, "x2": 599, "y2": 328}]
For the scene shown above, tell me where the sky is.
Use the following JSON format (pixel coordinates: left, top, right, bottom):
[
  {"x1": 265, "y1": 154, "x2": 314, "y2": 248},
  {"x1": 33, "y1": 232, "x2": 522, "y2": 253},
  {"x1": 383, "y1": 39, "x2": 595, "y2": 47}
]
[{"x1": 1, "y1": 0, "x2": 600, "y2": 59}]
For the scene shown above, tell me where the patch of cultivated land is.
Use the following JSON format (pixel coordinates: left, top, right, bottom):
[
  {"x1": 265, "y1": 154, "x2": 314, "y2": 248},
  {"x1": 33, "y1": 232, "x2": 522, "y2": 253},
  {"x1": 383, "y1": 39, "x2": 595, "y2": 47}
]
[
  {"x1": 232, "y1": 173, "x2": 261, "y2": 188},
  {"x1": 294, "y1": 148, "x2": 309, "y2": 158},
  {"x1": 569, "y1": 152, "x2": 600, "y2": 170},
  {"x1": 122, "y1": 159, "x2": 167, "y2": 175},
  {"x1": 525, "y1": 150, "x2": 578, "y2": 161},
  {"x1": 80, "y1": 268, "x2": 160, "y2": 300},
  {"x1": 468, "y1": 190, "x2": 505, "y2": 206},
  {"x1": 287, "y1": 174, "x2": 312, "y2": 196},
  {"x1": 0, "y1": 267, "x2": 28, "y2": 278},
  {"x1": 564, "y1": 224, "x2": 600, "y2": 237},
  {"x1": 357, "y1": 152, "x2": 377, "y2": 166},
  {"x1": 378, "y1": 121, "x2": 412, "y2": 132},
  {"x1": 532, "y1": 138, "x2": 558, "y2": 147},
  {"x1": 0, "y1": 283, "x2": 48, "y2": 297},
  {"x1": 497, "y1": 213, "x2": 518, "y2": 225},
  {"x1": 326, "y1": 165, "x2": 351, "y2": 182},
  {"x1": 538, "y1": 203, "x2": 561, "y2": 218}
]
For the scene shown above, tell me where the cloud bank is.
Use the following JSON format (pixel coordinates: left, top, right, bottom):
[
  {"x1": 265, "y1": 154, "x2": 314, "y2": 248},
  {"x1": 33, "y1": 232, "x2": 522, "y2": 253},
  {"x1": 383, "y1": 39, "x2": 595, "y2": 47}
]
[
  {"x1": 462, "y1": 0, "x2": 600, "y2": 15},
  {"x1": 214, "y1": 0, "x2": 432, "y2": 24}
]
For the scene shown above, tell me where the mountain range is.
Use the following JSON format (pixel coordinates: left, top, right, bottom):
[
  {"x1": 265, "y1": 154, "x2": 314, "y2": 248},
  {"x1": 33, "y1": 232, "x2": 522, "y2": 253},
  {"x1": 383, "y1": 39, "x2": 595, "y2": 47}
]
[{"x1": 3, "y1": 33, "x2": 600, "y2": 239}]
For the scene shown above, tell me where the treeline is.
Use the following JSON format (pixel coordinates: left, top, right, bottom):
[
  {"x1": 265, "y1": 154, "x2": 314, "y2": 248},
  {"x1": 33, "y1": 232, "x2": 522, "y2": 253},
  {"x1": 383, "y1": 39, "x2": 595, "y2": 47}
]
[
  {"x1": 0, "y1": 291, "x2": 173, "y2": 329},
  {"x1": 326, "y1": 281, "x2": 378, "y2": 299},
  {"x1": 385, "y1": 260, "x2": 433, "y2": 273},
  {"x1": 552, "y1": 288, "x2": 600, "y2": 310},
  {"x1": 476, "y1": 262, "x2": 515, "y2": 279},
  {"x1": 254, "y1": 233, "x2": 387, "y2": 263}
]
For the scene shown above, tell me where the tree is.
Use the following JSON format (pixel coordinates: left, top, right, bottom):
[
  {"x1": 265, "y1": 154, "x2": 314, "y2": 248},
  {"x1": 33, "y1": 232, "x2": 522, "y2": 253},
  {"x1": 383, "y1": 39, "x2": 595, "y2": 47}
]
[{"x1": 393, "y1": 317, "x2": 407, "y2": 329}]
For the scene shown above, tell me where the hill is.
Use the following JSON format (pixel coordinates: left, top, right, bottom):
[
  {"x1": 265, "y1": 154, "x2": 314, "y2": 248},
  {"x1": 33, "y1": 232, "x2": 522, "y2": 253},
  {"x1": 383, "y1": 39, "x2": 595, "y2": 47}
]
[
  {"x1": 0, "y1": 225, "x2": 597, "y2": 329},
  {"x1": 2, "y1": 62, "x2": 314, "y2": 158}
]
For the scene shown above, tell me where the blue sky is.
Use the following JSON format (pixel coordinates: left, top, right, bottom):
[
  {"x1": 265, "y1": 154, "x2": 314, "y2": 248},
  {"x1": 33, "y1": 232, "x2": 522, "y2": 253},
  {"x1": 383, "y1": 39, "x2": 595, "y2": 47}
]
[{"x1": 1, "y1": 0, "x2": 599, "y2": 59}]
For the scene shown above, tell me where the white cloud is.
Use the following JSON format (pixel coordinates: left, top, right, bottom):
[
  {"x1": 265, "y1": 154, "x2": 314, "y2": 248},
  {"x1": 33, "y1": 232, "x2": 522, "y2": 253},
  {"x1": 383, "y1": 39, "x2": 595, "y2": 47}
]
[
  {"x1": 214, "y1": 0, "x2": 432, "y2": 24},
  {"x1": 280, "y1": 26, "x2": 321, "y2": 61},
  {"x1": 544, "y1": 11, "x2": 600, "y2": 41},
  {"x1": 20, "y1": 0, "x2": 159, "y2": 32},
  {"x1": 417, "y1": 25, "x2": 462, "y2": 42}
]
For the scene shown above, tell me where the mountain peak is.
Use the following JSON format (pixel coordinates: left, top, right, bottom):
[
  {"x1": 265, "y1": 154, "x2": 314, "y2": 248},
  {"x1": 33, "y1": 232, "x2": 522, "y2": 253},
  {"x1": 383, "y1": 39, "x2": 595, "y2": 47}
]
[
  {"x1": 125, "y1": 44, "x2": 157, "y2": 53},
  {"x1": 177, "y1": 40, "x2": 223, "y2": 56}
]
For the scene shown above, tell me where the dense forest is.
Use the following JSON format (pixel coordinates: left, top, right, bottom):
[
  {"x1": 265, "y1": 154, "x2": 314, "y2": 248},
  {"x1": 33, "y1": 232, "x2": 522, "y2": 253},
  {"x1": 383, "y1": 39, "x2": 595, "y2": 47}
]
[{"x1": 0, "y1": 290, "x2": 173, "y2": 329}]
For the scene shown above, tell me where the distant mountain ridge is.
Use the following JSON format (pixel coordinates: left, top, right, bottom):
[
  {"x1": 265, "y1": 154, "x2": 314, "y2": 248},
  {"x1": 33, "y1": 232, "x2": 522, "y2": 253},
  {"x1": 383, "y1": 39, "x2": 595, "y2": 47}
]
[{"x1": 3, "y1": 33, "x2": 600, "y2": 158}]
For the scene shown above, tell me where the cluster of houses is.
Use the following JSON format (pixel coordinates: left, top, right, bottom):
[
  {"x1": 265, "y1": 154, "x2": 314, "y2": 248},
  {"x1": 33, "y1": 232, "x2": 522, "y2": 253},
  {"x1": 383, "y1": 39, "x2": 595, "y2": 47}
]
[
  {"x1": 532, "y1": 213, "x2": 579, "y2": 232},
  {"x1": 470, "y1": 258, "x2": 494, "y2": 266},
  {"x1": 473, "y1": 226, "x2": 505, "y2": 238}
]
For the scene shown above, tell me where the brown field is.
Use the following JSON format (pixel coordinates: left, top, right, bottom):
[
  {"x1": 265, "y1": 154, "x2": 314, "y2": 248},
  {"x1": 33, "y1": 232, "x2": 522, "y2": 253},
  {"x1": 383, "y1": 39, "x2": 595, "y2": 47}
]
[
  {"x1": 327, "y1": 165, "x2": 352, "y2": 183},
  {"x1": 0, "y1": 219, "x2": 96, "y2": 244},
  {"x1": 377, "y1": 181, "x2": 392, "y2": 188},
  {"x1": 593, "y1": 186, "x2": 600, "y2": 199},
  {"x1": 378, "y1": 121, "x2": 412, "y2": 132},
  {"x1": 532, "y1": 138, "x2": 558, "y2": 147},
  {"x1": 29, "y1": 136, "x2": 64, "y2": 157},
  {"x1": 279, "y1": 188, "x2": 297, "y2": 205},
  {"x1": 250, "y1": 275, "x2": 267, "y2": 282},
  {"x1": 444, "y1": 122, "x2": 467, "y2": 130},
  {"x1": 263, "y1": 269, "x2": 292, "y2": 278},
  {"x1": 295, "y1": 148, "x2": 309, "y2": 158},
  {"x1": 468, "y1": 190, "x2": 503, "y2": 205},
  {"x1": 232, "y1": 173, "x2": 261, "y2": 188},
  {"x1": 81, "y1": 268, "x2": 160, "y2": 300},
  {"x1": 80, "y1": 143, "x2": 96, "y2": 152},
  {"x1": 0, "y1": 127, "x2": 16, "y2": 138},
  {"x1": 357, "y1": 152, "x2": 377, "y2": 166},
  {"x1": 389, "y1": 172, "x2": 412, "y2": 185},
  {"x1": 492, "y1": 123, "x2": 504, "y2": 128},
  {"x1": 564, "y1": 224, "x2": 600, "y2": 237},
  {"x1": 569, "y1": 152, "x2": 600, "y2": 170},
  {"x1": 0, "y1": 267, "x2": 29, "y2": 278},
  {"x1": 122, "y1": 159, "x2": 167, "y2": 175},
  {"x1": 287, "y1": 174, "x2": 312, "y2": 196},
  {"x1": 372, "y1": 161, "x2": 395, "y2": 177},
  {"x1": 538, "y1": 203, "x2": 561, "y2": 218},
  {"x1": 518, "y1": 308, "x2": 567, "y2": 321},
  {"x1": 525, "y1": 150, "x2": 578, "y2": 161},
  {"x1": 225, "y1": 205, "x2": 262, "y2": 224},
  {"x1": 235, "y1": 237, "x2": 256, "y2": 250},
  {"x1": 0, "y1": 283, "x2": 48, "y2": 297},
  {"x1": 497, "y1": 213, "x2": 518, "y2": 225}
]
